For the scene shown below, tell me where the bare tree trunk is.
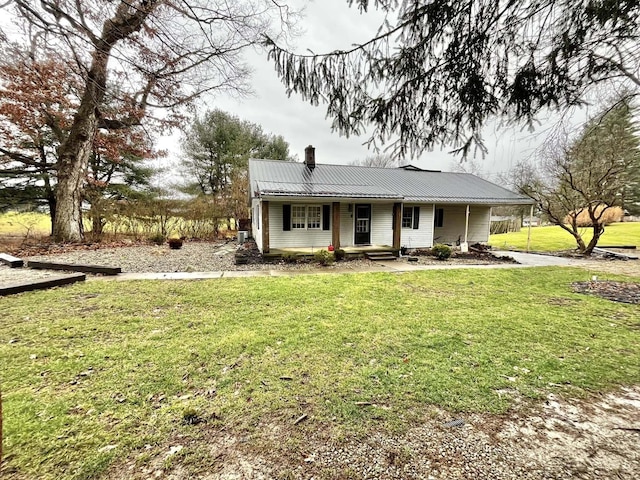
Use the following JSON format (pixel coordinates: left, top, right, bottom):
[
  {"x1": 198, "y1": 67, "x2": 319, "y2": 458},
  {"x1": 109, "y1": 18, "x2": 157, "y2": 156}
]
[
  {"x1": 52, "y1": 2, "x2": 155, "y2": 242},
  {"x1": 583, "y1": 224, "x2": 605, "y2": 256},
  {"x1": 52, "y1": 46, "x2": 107, "y2": 242}
]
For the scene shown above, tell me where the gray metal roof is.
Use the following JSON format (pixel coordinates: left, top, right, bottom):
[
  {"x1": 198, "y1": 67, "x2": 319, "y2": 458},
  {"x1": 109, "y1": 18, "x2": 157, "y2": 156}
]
[{"x1": 249, "y1": 159, "x2": 534, "y2": 205}]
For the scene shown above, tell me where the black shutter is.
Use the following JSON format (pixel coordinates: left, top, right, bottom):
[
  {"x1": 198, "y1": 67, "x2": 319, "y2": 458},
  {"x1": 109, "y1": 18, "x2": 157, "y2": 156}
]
[
  {"x1": 413, "y1": 206, "x2": 420, "y2": 229},
  {"x1": 322, "y1": 204, "x2": 331, "y2": 230},
  {"x1": 283, "y1": 204, "x2": 291, "y2": 231}
]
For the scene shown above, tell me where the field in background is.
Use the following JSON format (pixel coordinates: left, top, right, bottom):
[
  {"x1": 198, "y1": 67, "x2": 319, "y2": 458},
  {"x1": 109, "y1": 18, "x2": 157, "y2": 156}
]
[
  {"x1": 0, "y1": 210, "x2": 234, "y2": 243},
  {"x1": 0, "y1": 211, "x2": 51, "y2": 237},
  {"x1": 489, "y1": 222, "x2": 640, "y2": 252}
]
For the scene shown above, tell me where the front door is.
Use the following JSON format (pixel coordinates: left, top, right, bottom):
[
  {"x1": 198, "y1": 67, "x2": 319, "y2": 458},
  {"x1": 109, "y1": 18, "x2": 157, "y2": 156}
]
[{"x1": 354, "y1": 204, "x2": 371, "y2": 245}]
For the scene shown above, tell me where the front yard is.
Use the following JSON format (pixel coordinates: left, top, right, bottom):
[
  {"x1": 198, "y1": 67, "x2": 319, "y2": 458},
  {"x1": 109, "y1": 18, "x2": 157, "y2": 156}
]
[{"x1": 1, "y1": 268, "x2": 639, "y2": 479}]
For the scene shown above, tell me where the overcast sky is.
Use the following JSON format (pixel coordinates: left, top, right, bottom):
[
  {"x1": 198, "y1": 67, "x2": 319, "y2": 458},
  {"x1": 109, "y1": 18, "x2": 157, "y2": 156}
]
[{"x1": 157, "y1": 0, "x2": 568, "y2": 181}]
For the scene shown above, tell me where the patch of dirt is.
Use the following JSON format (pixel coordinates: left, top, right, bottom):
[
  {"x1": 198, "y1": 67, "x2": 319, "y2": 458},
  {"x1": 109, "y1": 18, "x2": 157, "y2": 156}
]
[
  {"x1": 572, "y1": 281, "x2": 640, "y2": 304},
  {"x1": 102, "y1": 387, "x2": 640, "y2": 480}
]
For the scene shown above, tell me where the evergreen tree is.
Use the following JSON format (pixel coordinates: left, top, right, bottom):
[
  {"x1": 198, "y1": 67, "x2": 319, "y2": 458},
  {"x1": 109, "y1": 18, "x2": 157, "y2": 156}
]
[
  {"x1": 180, "y1": 109, "x2": 292, "y2": 226},
  {"x1": 266, "y1": 1, "x2": 640, "y2": 157}
]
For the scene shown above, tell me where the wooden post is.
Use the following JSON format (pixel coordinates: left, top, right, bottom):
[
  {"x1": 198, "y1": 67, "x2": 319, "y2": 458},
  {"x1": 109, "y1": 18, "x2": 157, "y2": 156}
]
[
  {"x1": 262, "y1": 201, "x2": 270, "y2": 253},
  {"x1": 332, "y1": 202, "x2": 341, "y2": 249},
  {"x1": 464, "y1": 204, "x2": 470, "y2": 244},
  {"x1": 526, "y1": 203, "x2": 534, "y2": 252},
  {"x1": 392, "y1": 203, "x2": 402, "y2": 250}
]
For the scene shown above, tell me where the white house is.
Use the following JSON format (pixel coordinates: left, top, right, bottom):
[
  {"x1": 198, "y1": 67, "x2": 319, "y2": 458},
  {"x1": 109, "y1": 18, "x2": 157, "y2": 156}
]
[{"x1": 249, "y1": 146, "x2": 533, "y2": 254}]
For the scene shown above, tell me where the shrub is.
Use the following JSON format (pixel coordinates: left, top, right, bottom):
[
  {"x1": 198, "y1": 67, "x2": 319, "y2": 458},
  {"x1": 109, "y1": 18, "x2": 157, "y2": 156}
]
[
  {"x1": 314, "y1": 249, "x2": 335, "y2": 266},
  {"x1": 431, "y1": 243, "x2": 452, "y2": 260},
  {"x1": 149, "y1": 233, "x2": 166, "y2": 245},
  {"x1": 566, "y1": 205, "x2": 624, "y2": 227},
  {"x1": 282, "y1": 252, "x2": 298, "y2": 264},
  {"x1": 334, "y1": 248, "x2": 346, "y2": 261}
]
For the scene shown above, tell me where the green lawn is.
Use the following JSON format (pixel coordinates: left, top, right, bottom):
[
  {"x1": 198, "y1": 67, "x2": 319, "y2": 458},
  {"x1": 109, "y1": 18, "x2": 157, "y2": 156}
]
[
  {"x1": 1, "y1": 269, "x2": 639, "y2": 479},
  {"x1": 489, "y1": 222, "x2": 640, "y2": 252}
]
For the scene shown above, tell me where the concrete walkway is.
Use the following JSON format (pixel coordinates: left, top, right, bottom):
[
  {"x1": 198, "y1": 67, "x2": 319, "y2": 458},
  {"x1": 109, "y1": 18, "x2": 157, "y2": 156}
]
[{"x1": 89, "y1": 251, "x2": 577, "y2": 281}]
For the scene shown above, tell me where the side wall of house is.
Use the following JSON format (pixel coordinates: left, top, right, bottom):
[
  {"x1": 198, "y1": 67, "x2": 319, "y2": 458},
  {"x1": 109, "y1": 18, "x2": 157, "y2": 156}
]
[
  {"x1": 268, "y1": 202, "x2": 332, "y2": 249},
  {"x1": 400, "y1": 203, "x2": 435, "y2": 249},
  {"x1": 251, "y1": 198, "x2": 262, "y2": 251},
  {"x1": 433, "y1": 205, "x2": 491, "y2": 244}
]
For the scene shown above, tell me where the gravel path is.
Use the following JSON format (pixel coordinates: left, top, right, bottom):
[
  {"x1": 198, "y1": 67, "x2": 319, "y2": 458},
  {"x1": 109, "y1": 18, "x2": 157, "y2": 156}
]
[{"x1": 0, "y1": 241, "x2": 511, "y2": 283}]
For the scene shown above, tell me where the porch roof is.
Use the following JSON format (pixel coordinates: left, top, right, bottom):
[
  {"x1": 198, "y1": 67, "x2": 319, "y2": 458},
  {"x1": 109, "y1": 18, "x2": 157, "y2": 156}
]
[{"x1": 249, "y1": 159, "x2": 534, "y2": 205}]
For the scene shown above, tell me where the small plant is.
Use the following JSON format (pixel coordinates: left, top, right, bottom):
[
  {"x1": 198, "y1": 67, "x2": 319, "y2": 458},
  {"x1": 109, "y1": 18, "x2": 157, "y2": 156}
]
[
  {"x1": 149, "y1": 233, "x2": 166, "y2": 245},
  {"x1": 168, "y1": 238, "x2": 183, "y2": 249},
  {"x1": 334, "y1": 248, "x2": 346, "y2": 261},
  {"x1": 431, "y1": 243, "x2": 452, "y2": 260},
  {"x1": 182, "y1": 407, "x2": 204, "y2": 425},
  {"x1": 281, "y1": 252, "x2": 298, "y2": 264},
  {"x1": 313, "y1": 249, "x2": 334, "y2": 266}
]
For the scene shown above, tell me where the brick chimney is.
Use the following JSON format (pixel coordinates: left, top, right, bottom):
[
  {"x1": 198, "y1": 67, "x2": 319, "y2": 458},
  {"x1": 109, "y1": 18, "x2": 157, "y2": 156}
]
[{"x1": 304, "y1": 145, "x2": 316, "y2": 170}]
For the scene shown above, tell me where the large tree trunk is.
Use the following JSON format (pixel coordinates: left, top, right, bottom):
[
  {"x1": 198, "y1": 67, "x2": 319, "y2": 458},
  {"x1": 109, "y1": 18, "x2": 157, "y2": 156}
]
[
  {"x1": 53, "y1": 84, "x2": 102, "y2": 242},
  {"x1": 52, "y1": 2, "x2": 155, "y2": 242},
  {"x1": 583, "y1": 224, "x2": 605, "y2": 256}
]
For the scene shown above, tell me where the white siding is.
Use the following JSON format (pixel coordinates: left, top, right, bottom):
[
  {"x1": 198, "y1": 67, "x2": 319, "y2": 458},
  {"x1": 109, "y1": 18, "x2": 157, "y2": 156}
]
[
  {"x1": 340, "y1": 203, "x2": 354, "y2": 247},
  {"x1": 400, "y1": 204, "x2": 435, "y2": 249},
  {"x1": 433, "y1": 205, "x2": 491, "y2": 244},
  {"x1": 370, "y1": 203, "x2": 393, "y2": 246},
  {"x1": 268, "y1": 202, "x2": 332, "y2": 249},
  {"x1": 252, "y1": 199, "x2": 262, "y2": 251}
]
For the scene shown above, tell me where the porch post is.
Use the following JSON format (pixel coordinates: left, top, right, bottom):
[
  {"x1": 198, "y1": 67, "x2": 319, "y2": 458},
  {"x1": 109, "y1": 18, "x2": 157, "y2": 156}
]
[
  {"x1": 526, "y1": 203, "x2": 534, "y2": 252},
  {"x1": 392, "y1": 202, "x2": 402, "y2": 250},
  {"x1": 464, "y1": 204, "x2": 470, "y2": 244},
  {"x1": 332, "y1": 202, "x2": 341, "y2": 248},
  {"x1": 261, "y1": 200, "x2": 270, "y2": 253}
]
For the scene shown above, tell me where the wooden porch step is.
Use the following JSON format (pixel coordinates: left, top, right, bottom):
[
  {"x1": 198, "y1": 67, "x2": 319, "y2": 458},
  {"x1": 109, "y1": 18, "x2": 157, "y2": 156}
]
[
  {"x1": 0, "y1": 273, "x2": 86, "y2": 296},
  {"x1": 365, "y1": 251, "x2": 397, "y2": 261},
  {"x1": 27, "y1": 261, "x2": 122, "y2": 275},
  {"x1": 0, "y1": 253, "x2": 24, "y2": 268}
]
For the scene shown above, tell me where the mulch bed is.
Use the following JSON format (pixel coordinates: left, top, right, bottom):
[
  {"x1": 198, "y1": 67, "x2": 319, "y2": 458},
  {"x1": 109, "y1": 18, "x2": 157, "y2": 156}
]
[{"x1": 572, "y1": 281, "x2": 640, "y2": 304}]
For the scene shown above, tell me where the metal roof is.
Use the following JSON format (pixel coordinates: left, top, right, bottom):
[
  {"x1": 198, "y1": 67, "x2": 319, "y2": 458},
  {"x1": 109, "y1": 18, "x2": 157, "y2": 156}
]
[{"x1": 249, "y1": 159, "x2": 534, "y2": 205}]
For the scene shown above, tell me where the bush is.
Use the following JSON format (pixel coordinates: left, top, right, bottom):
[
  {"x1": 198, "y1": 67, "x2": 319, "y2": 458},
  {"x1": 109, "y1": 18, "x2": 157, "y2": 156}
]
[
  {"x1": 431, "y1": 243, "x2": 452, "y2": 260},
  {"x1": 282, "y1": 252, "x2": 298, "y2": 264},
  {"x1": 334, "y1": 248, "x2": 346, "y2": 261},
  {"x1": 314, "y1": 249, "x2": 335, "y2": 266},
  {"x1": 566, "y1": 205, "x2": 624, "y2": 227},
  {"x1": 149, "y1": 233, "x2": 166, "y2": 245}
]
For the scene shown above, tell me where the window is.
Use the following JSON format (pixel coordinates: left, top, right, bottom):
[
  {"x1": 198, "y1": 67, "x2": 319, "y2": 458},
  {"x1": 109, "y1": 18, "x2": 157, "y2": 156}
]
[
  {"x1": 402, "y1": 207, "x2": 413, "y2": 228},
  {"x1": 307, "y1": 205, "x2": 321, "y2": 229},
  {"x1": 289, "y1": 205, "x2": 325, "y2": 230},
  {"x1": 292, "y1": 205, "x2": 306, "y2": 229},
  {"x1": 402, "y1": 206, "x2": 420, "y2": 229},
  {"x1": 435, "y1": 208, "x2": 444, "y2": 228}
]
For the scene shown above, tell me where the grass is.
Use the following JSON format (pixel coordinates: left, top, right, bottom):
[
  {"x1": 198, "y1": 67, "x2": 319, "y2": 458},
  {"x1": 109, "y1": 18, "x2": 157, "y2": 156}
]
[
  {"x1": 489, "y1": 222, "x2": 640, "y2": 252},
  {"x1": 1, "y1": 268, "x2": 639, "y2": 479}
]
